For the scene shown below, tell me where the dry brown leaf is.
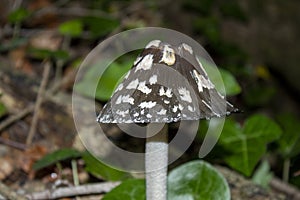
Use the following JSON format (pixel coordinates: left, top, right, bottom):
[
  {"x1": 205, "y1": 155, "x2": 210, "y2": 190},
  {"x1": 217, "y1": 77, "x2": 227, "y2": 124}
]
[
  {"x1": 18, "y1": 145, "x2": 48, "y2": 173},
  {"x1": 0, "y1": 157, "x2": 14, "y2": 180}
]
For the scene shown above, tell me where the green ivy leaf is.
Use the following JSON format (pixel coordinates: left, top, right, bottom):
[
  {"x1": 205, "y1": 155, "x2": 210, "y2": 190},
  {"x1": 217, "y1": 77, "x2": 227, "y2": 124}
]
[
  {"x1": 8, "y1": 8, "x2": 30, "y2": 23},
  {"x1": 82, "y1": 16, "x2": 119, "y2": 38},
  {"x1": 59, "y1": 20, "x2": 83, "y2": 37},
  {"x1": 277, "y1": 114, "x2": 300, "y2": 158},
  {"x1": 74, "y1": 60, "x2": 132, "y2": 101},
  {"x1": 168, "y1": 160, "x2": 230, "y2": 200},
  {"x1": 28, "y1": 48, "x2": 69, "y2": 60},
  {"x1": 219, "y1": 114, "x2": 282, "y2": 176},
  {"x1": 82, "y1": 151, "x2": 130, "y2": 181},
  {"x1": 103, "y1": 179, "x2": 145, "y2": 200},
  {"x1": 33, "y1": 148, "x2": 81, "y2": 170}
]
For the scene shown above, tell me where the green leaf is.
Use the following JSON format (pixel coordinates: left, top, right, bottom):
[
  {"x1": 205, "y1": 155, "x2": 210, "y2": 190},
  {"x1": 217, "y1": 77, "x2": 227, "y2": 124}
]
[
  {"x1": 219, "y1": 114, "x2": 282, "y2": 176},
  {"x1": 74, "y1": 60, "x2": 132, "y2": 101},
  {"x1": 201, "y1": 59, "x2": 241, "y2": 96},
  {"x1": 82, "y1": 152, "x2": 130, "y2": 181},
  {"x1": 8, "y1": 8, "x2": 30, "y2": 23},
  {"x1": 82, "y1": 16, "x2": 119, "y2": 38},
  {"x1": 252, "y1": 160, "x2": 273, "y2": 188},
  {"x1": 28, "y1": 48, "x2": 69, "y2": 60},
  {"x1": 103, "y1": 179, "x2": 145, "y2": 200},
  {"x1": 33, "y1": 148, "x2": 81, "y2": 170},
  {"x1": 277, "y1": 114, "x2": 300, "y2": 158},
  {"x1": 0, "y1": 102, "x2": 7, "y2": 118},
  {"x1": 168, "y1": 160, "x2": 230, "y2": 200},
  {"x1": 59, "y1": 20, "x2": 83, "y2": 37}
]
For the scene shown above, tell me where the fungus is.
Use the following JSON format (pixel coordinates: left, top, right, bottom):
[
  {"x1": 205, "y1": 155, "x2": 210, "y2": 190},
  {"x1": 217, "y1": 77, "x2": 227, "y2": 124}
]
[{"x1": 97, "y1": 40, "x2": 238, "y2": 200}]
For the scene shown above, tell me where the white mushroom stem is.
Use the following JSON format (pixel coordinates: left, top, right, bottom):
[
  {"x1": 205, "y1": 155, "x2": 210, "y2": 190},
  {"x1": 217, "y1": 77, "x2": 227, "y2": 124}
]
[{"x1": 145, "y1": 124, "x2": 168, "y2": 200}]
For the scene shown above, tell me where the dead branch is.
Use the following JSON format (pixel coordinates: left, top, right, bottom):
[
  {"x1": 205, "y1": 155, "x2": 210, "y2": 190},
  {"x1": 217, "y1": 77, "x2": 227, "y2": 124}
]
[
  {"x1": 26, "y1": 61, "x2": 51, "y2": 146},
  {"x1": 0, "y1": 137, "x2": 27, "y2": 150},
  {"x1": 26, "y1": 181, "x2": 120, "y2": 200},
  {"x1": 0, "y1": 105, "x2": 34, "y2": 133},
  {"x1": 270, "y1": 177, "x2": 300, "y2": 199}
]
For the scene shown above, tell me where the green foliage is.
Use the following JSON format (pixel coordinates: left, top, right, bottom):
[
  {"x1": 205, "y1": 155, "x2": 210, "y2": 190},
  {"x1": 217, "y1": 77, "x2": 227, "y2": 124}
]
[
  {"x1": 103, "y1": 179, "x2": 145, "y2": 200},
  {"x1": 75, "y1": 60, "x2": 132, "y2": 101},
  {"x1": 252, "y1": 160, "x2": 273, "y2": 188},
  {"x1": 168, "y1": 160, "x2": 230, "y2": 200},
  {"x1": 33, "y1": 148, "x2": 81, "y2": 170},
  {"x1": 0, "y1": 102, "x2": 7, "y2": 118},
  {"x1": 59, "y1": 20, "x2": 83, "y2": 37},
  {"x1": 276, "y1": 114, "x2": 300, "y2": 158},
  {"x1": 8, "y1": 8, "x2": 30, "y2": 24},
  {"x1": 103, "y1": 160, "x2": 230, "y2": 200},
  {"x1": 82, "y1": 151, "x2": 130, "y2": 181},
  {"x1": 218, "y1": 68, "x2": 241, "y2": 95},
  {"x1": 82, "y1": 16, "x2": 119, "y2": 38},
  {"x1": 28, "y1": 48, "x2": 69, "y2": 61},
  {"x1": 219, "y1": 114, "x2": 282, "y2": 176}
]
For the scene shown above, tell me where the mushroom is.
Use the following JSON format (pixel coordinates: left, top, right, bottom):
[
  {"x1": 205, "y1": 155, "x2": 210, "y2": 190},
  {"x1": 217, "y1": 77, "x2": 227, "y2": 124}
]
[{"x1": 97, "y1": 40, "x2": 238, "y2": 200}]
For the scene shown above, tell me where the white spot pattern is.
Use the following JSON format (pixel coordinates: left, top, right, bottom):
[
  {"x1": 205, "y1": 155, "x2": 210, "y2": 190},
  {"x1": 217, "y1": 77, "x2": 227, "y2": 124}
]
[
  {"x1": 157, "y1": 108, "x2": 167, "y2": 115},
  {"x1": 181, "y1": 43, "x2": 193, "y2": 54},
  {"x1": 145, "y1": 40, "x2": 161, "y2": 49},
  {"x1": 115, "y1": 95, "x2": 134, "y2": 105},
  {"x1": 178, "y1": 87, "x2": 192, "y2": 103},
  {"x1": 159, "y1": 86, "x2": 172, "y2": 98},
  {"x1": 126, "y1": 79, "x2": 139, "y2": 89},
  {"x1": 188, "y1": 105, "x2": 195, "y2": 112},
  {"x1": 137, "y1": 81, "x2": 152, "y2": 94},
  {"x1": 172, "y1": 105, "x2": 178, "y2": 112},
  {"x1": 135, "y1": 54, "x2": 153, "y2": 72},
  {"x1": 116, "y1": 110, "x2": 129, "y2": 117},
  {"x1": 191, "y1": 70, "x2": 203, "y2": 92},
  {"x1": 149, "y1": 75, "x2": 158, "y2": 85},
  {"x1": 139, "y1": 101, "x2": 157, "y2": 109}
]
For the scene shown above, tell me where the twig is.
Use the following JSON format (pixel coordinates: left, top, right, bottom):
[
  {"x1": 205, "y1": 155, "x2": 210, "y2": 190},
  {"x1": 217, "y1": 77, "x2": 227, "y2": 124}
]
[
  {"x1": 0, "y1": 181, "x2": 27, "y2": 200},
  {"x1": 26, "y1": 182, "x2": 120, "y2": 200},
  {"x1": 26, "y1": 61, "x2": 51, "y2": 145},
  {"x1": 0, "y1": 137, "x2": 27, "y2": 150},
  {"x1": 0, "y1": 105, "x2": 34, "y2": 132},
  {"x1": 48, "y1": 66, "x2": 77, "y2": 95},
  {"x1": 283, "y1": 158, "x2": 290, "y2": 182},
  {"x1": 270, "y1": 177, "x2": 300, "y2": 199}
]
